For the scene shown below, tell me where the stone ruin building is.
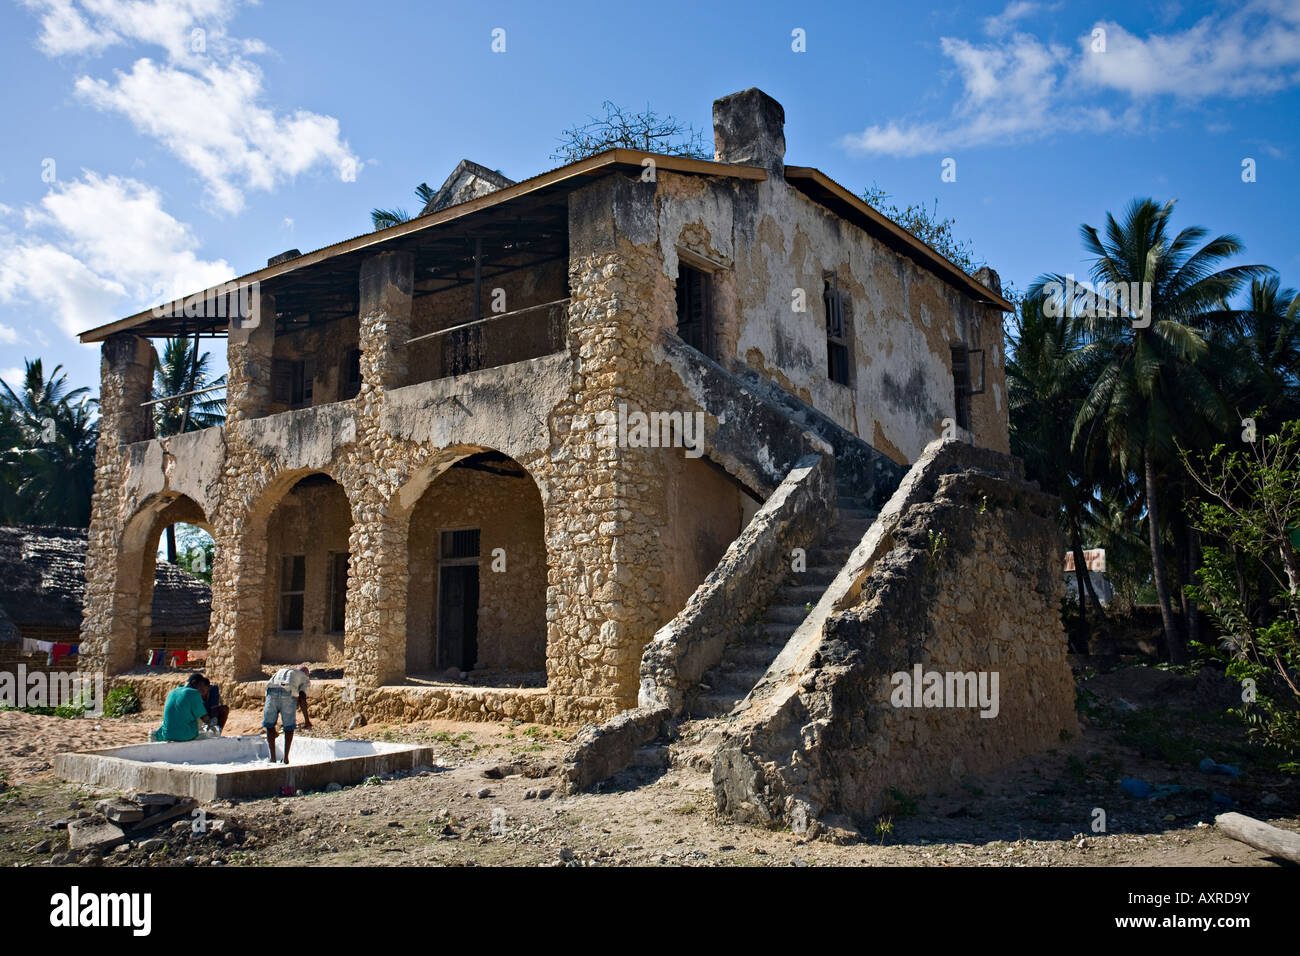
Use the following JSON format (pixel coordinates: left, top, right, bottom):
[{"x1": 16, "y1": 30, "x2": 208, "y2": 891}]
[{"x1": 77, "y1": 89, "x2": 1077, "y2": 832}]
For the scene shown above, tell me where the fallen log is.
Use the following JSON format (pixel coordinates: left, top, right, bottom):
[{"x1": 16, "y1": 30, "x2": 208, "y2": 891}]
[{"x1": 1215, "y1": 811, "x2": 1300, "y2": 863}]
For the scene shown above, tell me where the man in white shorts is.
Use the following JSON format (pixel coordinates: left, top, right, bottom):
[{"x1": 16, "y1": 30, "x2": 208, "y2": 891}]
[{"x1": 264, "y1": 664, "x2": 312, "y2": 763}]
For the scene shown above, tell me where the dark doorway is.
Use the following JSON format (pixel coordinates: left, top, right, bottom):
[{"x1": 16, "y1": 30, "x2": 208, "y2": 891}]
[{"x1": 438, "y1": 564, "x2": 479, "y2": 671}]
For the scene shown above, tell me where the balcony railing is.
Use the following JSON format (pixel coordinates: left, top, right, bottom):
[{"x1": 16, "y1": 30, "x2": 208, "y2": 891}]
[{"x1": 406, "y1": 298, "x2": 569, "y2": 382}]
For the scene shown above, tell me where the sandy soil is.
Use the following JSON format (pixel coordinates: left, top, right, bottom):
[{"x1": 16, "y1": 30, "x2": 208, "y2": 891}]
[{"x1": 1, "y1": 667, "x2": 1297, "y2": 867}]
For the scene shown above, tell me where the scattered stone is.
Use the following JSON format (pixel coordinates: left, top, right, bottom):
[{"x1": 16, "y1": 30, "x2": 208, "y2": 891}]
[
  {"x1": 476, "y1": 788, "x2": 494, "y2": 799},
  {"x1": 524, "y1": 787, "x2": 554, "y2": 800},
  {"x1": 326, "y1": 782, "x2": 343, "y2": 792},
  {"x1": 67, "y1": 816, "x2": 125, "y2": 851},
  {"x1": 138, "y1": 838, "x2": 165, "y2": 853},
  {"x1": 131, "y1": 793, "x2": 179, "y2": 807},
  {"x1": 25, "y1": 839, "x2": 51, "y2": 854},
  {"x1": 95, "y1": 798, "x2": 143, "y2": 824}
]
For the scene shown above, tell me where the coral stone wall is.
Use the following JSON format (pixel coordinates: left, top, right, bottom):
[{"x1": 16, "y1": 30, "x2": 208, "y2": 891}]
[
  {"x1": 405, "y1": 462, "x2": 547, "y2": 674},
  {"x1": 261, "y1": 477, "x2": 352, "y2": 665}
]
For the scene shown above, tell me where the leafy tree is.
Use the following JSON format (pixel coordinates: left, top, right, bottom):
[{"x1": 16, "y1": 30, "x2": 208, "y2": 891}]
[
  {"x1": 861, "y1": 185, "x2": 983, "y2": 275},
  {"x1": 1184, "y1": 420, "x2": 1300, "y2": 767},
  {"x1": 551, "y1": 101, "x2": 710, "y2": 164}
]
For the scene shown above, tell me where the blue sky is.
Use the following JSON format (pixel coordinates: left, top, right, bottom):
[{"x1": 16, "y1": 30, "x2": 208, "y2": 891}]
[{"x1": 1, "y1": 0, "x2": 1297, "y2": 395}]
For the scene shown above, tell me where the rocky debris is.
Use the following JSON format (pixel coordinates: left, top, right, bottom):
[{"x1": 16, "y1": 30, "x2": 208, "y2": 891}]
[
  {"x1": 68, "y1": 816, "x2": 126, "y2": 851},
  {"x1": 95, "y1": 797, "x2": 144, "y2": 824},
  {"x1": 61, "y1": 792, "x2": 198, "y2": 857}
]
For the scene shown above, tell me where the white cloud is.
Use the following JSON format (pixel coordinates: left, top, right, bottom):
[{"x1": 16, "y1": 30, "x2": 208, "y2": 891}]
[
  {"x1": 23, "y1": 0, "x2": 361, "y2": 213},
  {"x1": 1079, "y1": 3, "x2": 1300, "y2": 98},
  {"x1": 844, "y1": 33, "x2": 1106, "y2": 156},
  {"x1": 0, "y1": 173, "x2": 232, "y2": 339},
  {"x1": 844, "y1": 0, "x2": 1300, "y2": 156},
  {"x1": 76, "y1": 58, "x2": 360, "y2": 213},
  {"x1": 0, "y1": 326, "x2": 20, "y2": 346},
  {"x1": 0, "y1": 367, "x2": 30, "y2": 394},
  {"x1": 23, "y1": 0, "x2": 250, "y2": 61},
  {"x1": 983, "y1": 2, "x2": 1046, "y2": 36}
]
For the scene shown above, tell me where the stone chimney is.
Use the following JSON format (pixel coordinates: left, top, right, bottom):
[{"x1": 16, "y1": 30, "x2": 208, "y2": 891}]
[{"x1": 712, "y1": 88, "x2": 786, "y2": 175}]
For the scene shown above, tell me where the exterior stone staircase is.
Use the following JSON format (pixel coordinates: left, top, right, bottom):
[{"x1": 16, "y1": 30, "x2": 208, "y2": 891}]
[{"x1": 685, "y1": 485, "x2": 877, "y2": 719}]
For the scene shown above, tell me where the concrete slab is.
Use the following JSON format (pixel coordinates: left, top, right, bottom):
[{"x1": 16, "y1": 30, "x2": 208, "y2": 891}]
[{"x1": 54, "y1": 735, "x2": 433, "y2": 801}]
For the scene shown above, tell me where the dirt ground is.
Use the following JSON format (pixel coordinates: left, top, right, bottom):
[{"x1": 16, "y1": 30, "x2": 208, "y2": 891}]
[{"x1": 1, "y1": 665, "x2": 1297, "y2": 868}]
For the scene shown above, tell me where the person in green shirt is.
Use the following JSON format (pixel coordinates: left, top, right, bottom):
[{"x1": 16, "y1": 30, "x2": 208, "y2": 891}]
[{"x1": 151, "y1": 674, "x2": 214, "y2": 743}]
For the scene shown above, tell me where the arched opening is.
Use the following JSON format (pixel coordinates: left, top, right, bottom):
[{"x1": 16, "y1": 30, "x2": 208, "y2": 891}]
[
  {"x1": 126, "y1": 493, "x2": 214, "y2": 670},
  {"x1": 260, "y1": 472, "x2": 353, "y2": 675},
  {"x1": 404, "y1": 451, "x2": 547, "y2": 686}
]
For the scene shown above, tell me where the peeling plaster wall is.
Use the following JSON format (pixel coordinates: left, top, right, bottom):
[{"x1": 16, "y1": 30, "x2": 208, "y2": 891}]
[{"x1": 651, "y1": 171, "x2": 1009, "y2": 464}]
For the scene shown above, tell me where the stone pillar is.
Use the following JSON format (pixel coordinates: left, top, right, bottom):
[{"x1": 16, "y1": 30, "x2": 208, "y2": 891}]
[
  {"x1": 543, "y1": 177, "x2": 674, "y2": 715},
  {"x1": 79, "y1": 333, "x2": 155, "y2": 675},
  {"x1": 342, "y1": 251, "x2": 414, "y2": 689},
  {"x1": 208, "y1": 515, "x2": 267, "y2": 683},
  {"x1": 359, "y1": 251, "x2": 413, "y2": 393},
  {"x1": 227, "y1": 290, "x2": 275, "y2": 422},
  {"x1": 344, "y1": 503, "x2": 409, "y2": 688}
]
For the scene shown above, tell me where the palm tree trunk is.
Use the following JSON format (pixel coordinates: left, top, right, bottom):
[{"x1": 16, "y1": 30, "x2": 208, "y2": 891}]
[
  {"x1": 166, "y1": 524, "x2": 178, "y2": 564},
  {"x1": 1145, "y1": 454, "x2": 1186, "y2": 663},
  {"x1": 1069, "y1": 521, "x2": 1091, "y2": 654},
  {"x1": 1185, "y1": 524, "x2": 1201, "y2": 650}
]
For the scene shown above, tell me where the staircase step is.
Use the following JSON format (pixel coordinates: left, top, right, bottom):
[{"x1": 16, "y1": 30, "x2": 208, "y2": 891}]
[
  {"x1": 774, "y1": 583, "x2": 825, "y2": 604},
  {"x1": 724, "y1": 641, "x2": 788, "y2": 666},
  {"x1": 765, "y1": 604, "x2": 809, "y2": 625},
  {"x1": 789, "y1": 565, "x2": 838, "y2": 587},
  {"x1": 836, "y1": 505, "x2": 876, "y2": 522},
  {"x1": 689, "y1": 691, "x2": 748, "y2": 717},
  {"x1": 711, "y1": 662, "x2": 771, "y2": 688}
]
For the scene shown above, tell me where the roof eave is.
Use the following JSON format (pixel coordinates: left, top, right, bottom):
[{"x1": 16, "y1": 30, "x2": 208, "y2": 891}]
[
  {"x1": 783, "y1": 166, "x2": 1015, "y2": 313},
  {"x1": 79, "y1": 149, "x2": 766, "y2": 343}
]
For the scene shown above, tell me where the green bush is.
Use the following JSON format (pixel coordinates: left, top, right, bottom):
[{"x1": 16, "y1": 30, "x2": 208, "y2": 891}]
[{"x1": 103, "y1": 684, "x2": 141, "y2": 718}]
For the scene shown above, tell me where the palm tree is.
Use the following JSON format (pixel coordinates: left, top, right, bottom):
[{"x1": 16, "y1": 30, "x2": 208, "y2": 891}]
[
  {"x1": 1008, "y1": 290, "x2": 1099, "y2": 650},
  {"x1": 1220, "y1": 276, "x2": 1300, "y2": 425},
  {"x1": 152, "y1": 338, "x2": 225, "y2": 560},
  {"x1": 371, "y1": 183, "x2": 435, "y2": 231},
  {"x1": 152, "y1": 337, "x2": 226, "y2": 438},
  {"x1": 0, "y1": 359, "x2": 99, "y2": 527},
  {"x1": 1063, "y1": 198, "x2": 1269, "y2": 662}
]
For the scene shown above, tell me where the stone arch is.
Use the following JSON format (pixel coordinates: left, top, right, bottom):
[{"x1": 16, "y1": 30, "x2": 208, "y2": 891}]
[
  {"x1": 217, "y1": 465, "x2": 358, "y2": 681},
  {"x1": 109, "y1": 491, "x2": 213, "y2": 672},
  {"x1": 394, "y1": 446, "x2": 550, "y2": 685}
]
